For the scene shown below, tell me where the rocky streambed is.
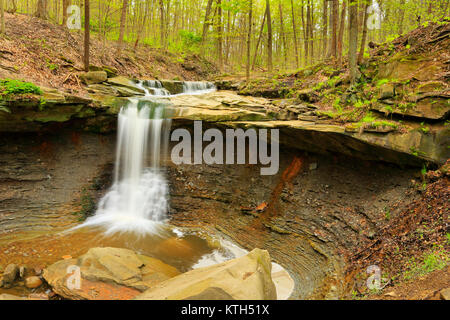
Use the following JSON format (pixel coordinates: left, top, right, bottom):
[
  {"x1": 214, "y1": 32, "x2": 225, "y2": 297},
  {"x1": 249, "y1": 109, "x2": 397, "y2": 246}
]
[{"x1": 0, "y1": 77, "x2": 448, "y2": 300}]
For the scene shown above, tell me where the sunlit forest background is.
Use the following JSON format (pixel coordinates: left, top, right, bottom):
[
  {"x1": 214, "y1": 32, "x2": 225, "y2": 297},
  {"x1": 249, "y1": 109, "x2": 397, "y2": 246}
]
[{"x1": 1, "y1": 0, "x2": 449, "y2": 73}]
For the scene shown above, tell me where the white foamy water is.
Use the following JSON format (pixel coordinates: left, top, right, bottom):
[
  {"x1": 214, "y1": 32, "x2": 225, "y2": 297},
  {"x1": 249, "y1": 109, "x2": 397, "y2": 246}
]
[
  {"x1": 182, "y1": 81, "x2": 216, "y2": 95},
  {"x1": 75, "y1": 80, "x2": 215, "y2": 236},
  {"x1": 76, "y1": 99, "x2": 172, "y2": 235},
  {"x1": 137, "y1": 80, "x2": 216, "y2": 97},
  {"x1": 192, "y1": 239, "x2": 295, "y2": 300}
]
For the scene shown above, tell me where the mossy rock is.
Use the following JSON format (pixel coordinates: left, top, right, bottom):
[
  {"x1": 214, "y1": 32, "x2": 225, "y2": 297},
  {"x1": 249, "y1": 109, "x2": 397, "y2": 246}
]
[
  {"x1": 106, "y1": 76, "x2": 145, "y2": 94},
  {"x1": 160, "y1": 80, "x2": 184, "y2": 95},
  {"x1": 79, "y1": 71, "x2": 108, "y2": 85}
]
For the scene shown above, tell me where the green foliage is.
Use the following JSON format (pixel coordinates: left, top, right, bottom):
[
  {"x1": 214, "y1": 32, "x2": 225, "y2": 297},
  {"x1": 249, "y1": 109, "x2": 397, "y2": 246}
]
[
  {"x1": 361, "y1": 112, "x2": 376, "y2": 123},
  {"x1": 333, "y1": 97, "x2": 342, "y2": 112},
  {"x1": 179, "y1": 30, "x2": 202, "y2": 51},
  {"x1": 419, "y1": 122, "x2": 430, "y2": 134},
  {"x1": 376, "y1": 78, "x2": 391, "y2": 87},
  {"x1": 0, "y1": 79, "x2": 42, "y2": 97},
  {"x1": 403, "y1": 244, "x2": 449, "y2": 280}
]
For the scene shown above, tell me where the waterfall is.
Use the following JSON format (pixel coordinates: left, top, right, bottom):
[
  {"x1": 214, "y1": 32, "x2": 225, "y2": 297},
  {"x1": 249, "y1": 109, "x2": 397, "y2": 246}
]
[
  {"x1": 138, "y1": 80, "x2": 171, "y2": 96},
  {"x1": 77, "y1": 99, "x2": 172, "y2": 235},
  {"x1": 182, "y1": 81, "x2": 216, "y2": 95},
  {"x1": 137, "y1": 80, "x2": 215, "y2": 97},
  {"x1": 74, "y1": 80, "x2": 215, "y2": 236}
]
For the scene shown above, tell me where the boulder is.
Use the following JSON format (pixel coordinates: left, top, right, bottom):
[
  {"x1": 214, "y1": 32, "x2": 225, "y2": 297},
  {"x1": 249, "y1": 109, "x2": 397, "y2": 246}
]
[
  {"x1": 440, "y1": 288, "x2": 450, "y2": 300},
  {"x1": 80, "y1": 71, "x2": 108, "y2": 85},
  {"x1": 160, "y1": 80, "x2": 184, "y2": 95},
  {"x1": 379, "y1": 83, "x2": 395, "y2": 100},
  {"x1": 1, "y1": 264, "x2": 18, "y2": 287},
  {"x1": 25, "y1": 276, "x2": 43, "y2": 289},
  {"x1": 134, "y1": 248, "x2": 277, "y2": 300},
  {"x1": 106, "y1": 76, "x2": 145, "y2": 95},
  {"x1": 43, "y1": 247, "x2": 180, "y2": 300}
]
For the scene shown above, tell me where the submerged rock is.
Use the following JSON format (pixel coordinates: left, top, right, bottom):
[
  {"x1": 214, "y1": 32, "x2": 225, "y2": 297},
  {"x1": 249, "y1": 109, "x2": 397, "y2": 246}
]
[
  {"x1": 25, "y1": 276, "x2": 43, "y2": 289},
  {"x1": 43, "y1": 247, "x2": 180, "y2": 300},
  {"x1": 1, "y1": 264, "x2": 18, "y2": 287},
  {"x1": 135, "y1": 248, "x2": 276, "y2": 300},
  {"x1": 0, "y1": 294, "x2": 26, "y2": 300}
]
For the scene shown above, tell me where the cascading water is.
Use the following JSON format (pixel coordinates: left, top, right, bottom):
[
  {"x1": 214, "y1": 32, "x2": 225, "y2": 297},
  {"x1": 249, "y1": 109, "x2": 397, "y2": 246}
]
[
  {"x1": 77, "y1": 99, "x2": 172, "y2": 235},
  {"x1": 76, "y1": 80, "x2": 215, "y2": 236},
  {"x1": 182, "y1": 81, "x2": 216, "y2": 95}
]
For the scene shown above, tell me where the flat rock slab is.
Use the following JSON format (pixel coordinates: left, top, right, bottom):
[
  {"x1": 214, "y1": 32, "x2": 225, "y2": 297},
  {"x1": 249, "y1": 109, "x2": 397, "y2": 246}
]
[
  {"x1": 135, "y1": 248, "x2": 276, "y2": 300},
  {"x1": 43, "y1": 247, "x2": 180, "y2": 300}
]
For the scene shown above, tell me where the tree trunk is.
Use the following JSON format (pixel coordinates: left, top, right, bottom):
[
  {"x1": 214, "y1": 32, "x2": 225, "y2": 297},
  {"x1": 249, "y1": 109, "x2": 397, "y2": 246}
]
[
  {"x1": 331, "y1": 0, "x2": 339, "y2": 60},
  {"x1": 358, "y1": 0, "x2": 370, "y2": 64},
  {"x1": 35, "y1": 0, "x2": 48, "y2": 19},
  {"x1": 348, "y1": 0, "x2": 359, "y2": 84},
  {"x1": 246, "y1": 0, "x2": 252, "y2": 81},
  {"x1": 308, "y1": 0, "x2": 314, "y2": 65},
  {"x1": 202, "y1": 0, "x2": 214, "y2": 44},
  {"x1": 279, "y1": 0, "x2": 288, "y2": 68},
  {"x1": 290, "y1": 0, "x2": 299, "y2": 68},
  {"x1": 321, "y1": 0, "x2": 328, "y2": 59},
  {"x1": 266, "y1": 0, "x2": 273, "y2": 72},
  {"x1": 117, "y1": 0, "x2": 129, "y2": 55},
  {"x1": 337, "y1": 0, "x2": 347, "y2": 65},
  {"x1": 62, "y1": 0, "x2": 70, "y2": 26},
  {"x1": 217, "y1": 0, "x2": 223, "y2": 69},
  {"x1": 84, "y1": 0, "x2": 90, "y2": 72},
  {"x1": 0, "y1": 0, "x2": 5, "y2": 34},
  {"x1": 159, "y1": 0, "x2": 165, "y2": 48},
  {"x1": 252, "y1": 7, "x2": 266, "y2": 71},
  {"x1": 301, "y1": 1, "x2": 308, "y2": 65}
]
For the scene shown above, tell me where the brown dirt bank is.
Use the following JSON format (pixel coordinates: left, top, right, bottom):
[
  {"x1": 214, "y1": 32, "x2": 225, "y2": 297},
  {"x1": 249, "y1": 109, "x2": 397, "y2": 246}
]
[{"x1": 0, "y1": 12, "x2": 217, "y2": 95}]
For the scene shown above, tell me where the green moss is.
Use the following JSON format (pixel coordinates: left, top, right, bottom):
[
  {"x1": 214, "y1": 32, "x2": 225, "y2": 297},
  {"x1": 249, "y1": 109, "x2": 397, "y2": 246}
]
[{"x1": 0, "y1": 79, "x2": 42, "y2": 97}]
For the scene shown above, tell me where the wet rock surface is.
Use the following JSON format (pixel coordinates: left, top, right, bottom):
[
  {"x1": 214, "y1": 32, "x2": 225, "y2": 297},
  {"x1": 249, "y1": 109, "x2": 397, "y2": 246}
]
[
  {"x1": 135, "y1": 248, "x2": 276, "y2": 300},
  {"x1": 1, "y1": 87, "x2": 447, "y2": 166},
  {"x1": 43, "y1": 247, "x2": 180, "y2": 300},
  {"x1": 167, "y1": 149, "x2": 418, "y2": 299},
  {"x1": 0, "y1": 131, "x2": 115, "y2": 238}
]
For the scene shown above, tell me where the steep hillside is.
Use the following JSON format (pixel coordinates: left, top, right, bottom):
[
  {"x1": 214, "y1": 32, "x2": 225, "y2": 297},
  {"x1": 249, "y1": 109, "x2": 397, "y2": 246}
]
[{"x1": 0, "y1": 12, "x2": 217, "y2": 95}]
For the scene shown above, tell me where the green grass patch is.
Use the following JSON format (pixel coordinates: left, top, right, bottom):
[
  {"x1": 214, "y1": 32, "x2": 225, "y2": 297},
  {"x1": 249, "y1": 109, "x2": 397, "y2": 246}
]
[
  {"x1": 0, "y1": 79, "x2": 42, "y2": 97},
  {"x1": 402, "y1": 244, "x2": 449, "y2": 280}
]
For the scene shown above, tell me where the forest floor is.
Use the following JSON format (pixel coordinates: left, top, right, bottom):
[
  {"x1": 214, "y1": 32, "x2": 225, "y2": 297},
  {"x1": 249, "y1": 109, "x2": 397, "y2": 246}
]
[
  {"x1": 348, "y1": 168, "x2": 449, "y2": 300},
  {"x1": 0, "y1": 12, "x2": 217, "y2": 96}
]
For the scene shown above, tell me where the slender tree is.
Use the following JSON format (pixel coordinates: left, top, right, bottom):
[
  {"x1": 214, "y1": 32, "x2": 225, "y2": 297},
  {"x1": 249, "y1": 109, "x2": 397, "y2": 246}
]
[
  {"x1": 62, "y1": 0, "x2": 70, "y2": 26},
  {"x1": 217, "y1": 0, "x2": 223, "y2": 69},
  {"x1": 290, "y1": 0, "x2": 299, "y2": 68},
  {"x1": 252, "y1": 7, "x2": 266, "y2": 71},
  {"x1": 202, "y1": 0, "x2": 214, "y2": 43},
  {"x1": 84, "y1": 0, "x2": 90, "y2": 72},
  {"x1": 337, "y1": 0, "x2": 347, "y2": 65},
  {"x1": 0, "y1": 0, "x2": 5, "y2": 35},
  {"x1": 278, "y1": 0, "x2": 288, "y2": 68},
  {"x1": 358, "y1": 0, "x2": 371, "y2": 64},
  {"x1": 117, "y1": 0, "x2": 129, "y2": 55},
  {"x1": 322, "y1": 0, "x2": 328, "y2": 59},
  {"x1": 159, "y1": 0, "x2": 165, "y2": 48},
  {"x1": 330, "y1": 0, "x2": 339, "y2": 60},
  {"x1": 246, "y1": 0, "x2": 252, "y2": 81},
  {"x1": 35, "y1": 0, "x2": 48, "y2": 19},
  {"x1": 266, "y1": 0, "x2": 273, "y2": 72},
  {"x1": 348, "y1": 0, "x2": 359, "y2": 83}
]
